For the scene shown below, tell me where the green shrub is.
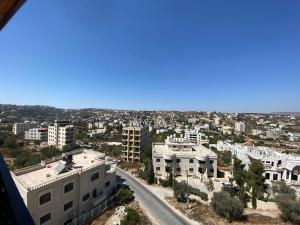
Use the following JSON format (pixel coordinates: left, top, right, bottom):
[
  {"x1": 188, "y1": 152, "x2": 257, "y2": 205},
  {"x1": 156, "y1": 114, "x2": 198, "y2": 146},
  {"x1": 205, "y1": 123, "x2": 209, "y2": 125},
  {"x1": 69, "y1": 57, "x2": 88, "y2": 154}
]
[
  {"x1": 211, "y1": 191, "x2": 244, "y2": 221},
  {"x1": 275, "y1": 194, "x2": 300, "y2": 224},
  {"x1": 174, "y1": 181, "x2": 187, "y2": 202},
  {"x1": 199, "y1": 191, "x2": 208, "y2": 201},
  {"x1": 116, "y1": 188, "x2": 134, "y2": 206},
  {"x1": 121, "y1": 207, "x2": 140, "y2": 225}
]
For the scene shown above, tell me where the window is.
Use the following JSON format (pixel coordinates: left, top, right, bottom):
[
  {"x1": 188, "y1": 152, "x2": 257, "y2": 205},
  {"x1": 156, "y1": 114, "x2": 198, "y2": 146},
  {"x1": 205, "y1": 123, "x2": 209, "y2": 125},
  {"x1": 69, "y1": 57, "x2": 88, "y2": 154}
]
[
  {"x1": 176, "y1": 167, "x2": 181, "y2": 172},
  {"x1": 199, "y1": 160, "x2": 205, "y2": 164},
  {"x1": 91, "y1": 172, "x2": 99, "y2": 181},
  {"x1": 198, "y1": 167, "x2": 203, "y2": 173},
  {"x1": 64, "y1": 201, "x2": 73, "y2": 211},
  {"x1": 189, "y1": 168, "x2": 194, "y2": 172},
  {"x1": 82, "y1": 193, "x2": 90, "y2": 202},
  {"x1": 165, "y1": 167, "x2": 170, "y2": 172},
  {"x1": 105, "y1": 181, "x2": 110, "y2": 188},
  {"x1": 156, "y1": 167, "x2": 160, "y2": 171},
  {"x1": 93, "y1": 189, "x2": 97, "y2": 198},
  {"x1": 39, "y1": 192, "x2": 51, "y2": 205},
  {"x1": 189, "y1": 159, "x2": 194, "y2": 163},
  {"x1": 210, "y1": 169, "x2": 214, "y2": 173},
  {"x1": 156, "y1": 158, "x2": 160, "y2": 162},
  {"x1": 40, "y1": 213, "x2": 51, "y2": 225},
  {"x1": 210, "y1": 160, "x2": 214, "y2": 164},
  {"x1": 177, "y1": 159, "x2": 180, "y2": 163},
  {"x1": 64, "y1": 182, "x2": 74, "y2": 193},
  {"x1": 165, "y1": 159, "x2": 172, "y2": 163},
  {"x1": 273, "y1": 174, "x2": 278, "y2": 180}
]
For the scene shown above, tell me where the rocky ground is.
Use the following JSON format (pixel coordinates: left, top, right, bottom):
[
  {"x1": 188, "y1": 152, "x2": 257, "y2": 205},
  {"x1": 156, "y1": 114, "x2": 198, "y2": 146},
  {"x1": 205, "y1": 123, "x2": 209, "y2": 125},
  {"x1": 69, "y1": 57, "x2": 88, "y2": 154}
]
[
  {"x1": 90, "y1": 200, "x2": 152, "y2": 225},
  {"x1": 165, "y1": 197, "x2": 285, "y2": 225}
]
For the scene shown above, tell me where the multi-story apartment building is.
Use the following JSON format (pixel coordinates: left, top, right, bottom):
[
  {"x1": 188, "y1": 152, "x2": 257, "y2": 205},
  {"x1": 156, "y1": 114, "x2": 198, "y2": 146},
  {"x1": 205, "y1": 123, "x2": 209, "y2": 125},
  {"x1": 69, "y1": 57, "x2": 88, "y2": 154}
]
[
  {"x1": 235, "y1": 121, "x2": 245, "y2": 134},
  {"x1": 25, "y1": 128, "x2": 48, "y2": 142},
  {"x1": 48, "y1": 121, "x2": 75, "y2": 150},
  {"x1": 121, "y1": 125, "x2": 149, "y2": 162},
  {"x1": 11, "y1": 149, "x2": 117, "y2": 225},
  {"x1": 13, "y1": 122, "x2": 38, "y2": 135},
  {"x1": 184, "y1": 129, "x2": 208, "y2": 145},
  {"x1": 152, "y1": 135, "x2": 217, "y2": 180}
]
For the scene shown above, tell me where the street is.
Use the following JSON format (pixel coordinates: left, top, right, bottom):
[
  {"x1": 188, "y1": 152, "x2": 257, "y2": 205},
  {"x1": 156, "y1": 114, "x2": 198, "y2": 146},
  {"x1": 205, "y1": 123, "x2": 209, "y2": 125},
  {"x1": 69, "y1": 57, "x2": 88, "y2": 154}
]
[{"x1": 117, "y1": 169, "x2": 198, "y2": 225}]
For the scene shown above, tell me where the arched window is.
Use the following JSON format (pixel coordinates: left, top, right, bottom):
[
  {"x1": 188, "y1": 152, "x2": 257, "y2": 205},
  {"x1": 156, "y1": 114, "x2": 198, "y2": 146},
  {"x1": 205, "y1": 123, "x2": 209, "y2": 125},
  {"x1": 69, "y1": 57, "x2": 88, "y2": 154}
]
[
  {"x1": 265, "y1": 173, "x2": 270, "y2": 180},
  {"x1": 189, "y1": 159, "x2": 194, "y2": 163}
]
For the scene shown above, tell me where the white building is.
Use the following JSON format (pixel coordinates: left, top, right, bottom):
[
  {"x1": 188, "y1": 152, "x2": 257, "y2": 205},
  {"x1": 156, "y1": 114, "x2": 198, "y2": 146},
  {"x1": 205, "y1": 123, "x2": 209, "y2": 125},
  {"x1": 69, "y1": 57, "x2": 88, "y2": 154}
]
[
  {"x1": 214, "y1": 116, "x2": 221, "y2": 126},
  {"x1": 11, "y1": 149, "x2": 117, "y2": 225},
  {"x1": 152, "y1": 135, "x2": 217, "y2": 180},
  {"x1": 48, "y1": 121, "x2": 76, "y2": 150},
  {"x1": 216, "y1": 140, "x2": 233, "y2": 152},
  {"x1": 235, "y1": 121, "x2": 245, "y2": 134},
  {"x1": 88, "y1": 128, "x2": 106, "y2": 138},
  {"x1": 266, "y1": 129, "x2": 279, "y2": 140},
  {"x1": 232, "y1": 145, "x2": 300, "y2": 186},
  {"x1": 184, "y1": 129, "x2": 208, "y2": 145},
  {"x1": 13, "y1": 122, "x2": 38, "y2": 135},
  {"x1": 25, "y1": 128, "x2": 48, "y2": 142}
]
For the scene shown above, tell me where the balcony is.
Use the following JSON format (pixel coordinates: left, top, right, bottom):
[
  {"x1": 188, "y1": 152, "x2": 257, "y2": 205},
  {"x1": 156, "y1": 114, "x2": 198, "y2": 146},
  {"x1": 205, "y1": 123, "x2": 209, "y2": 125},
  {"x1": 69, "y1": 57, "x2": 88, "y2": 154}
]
[{"x1": 91, "y1": 192, "x2": 107, "y2": 207}]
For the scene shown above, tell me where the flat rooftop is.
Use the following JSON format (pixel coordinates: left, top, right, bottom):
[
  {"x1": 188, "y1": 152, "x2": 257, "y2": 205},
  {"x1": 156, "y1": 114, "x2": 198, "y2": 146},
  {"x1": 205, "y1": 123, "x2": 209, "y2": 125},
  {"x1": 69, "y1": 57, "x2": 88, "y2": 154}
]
[
  {"x1": 153, "y1": 142, "x2": 217, "y2": 159},
  {"x1": 12, "y1": 149, "x2": 105, "y2": 190}
]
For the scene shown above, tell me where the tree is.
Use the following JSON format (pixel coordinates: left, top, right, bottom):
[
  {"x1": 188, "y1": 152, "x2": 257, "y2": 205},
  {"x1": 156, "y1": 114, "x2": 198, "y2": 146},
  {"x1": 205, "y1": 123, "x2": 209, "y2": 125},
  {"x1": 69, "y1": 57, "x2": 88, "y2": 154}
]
[
  {"x1": 232, "y1": 156, "x2": 249, "y2": 207},
  {"x1": 116, "y1": 188, "x2": 134, "y2": 206},
  {"x1": 247, "y1": 159, "x2": 265, "y2": 209},
  {"x1": 174, "y1": 181, "x2": 188, "y2": 202},
  {"x1": 121, "y1": 207, "x2": 140, "y2": 225},
  {"x1": 273, "y1": 180, "x2": 300, "y2": 224},
  {"x1": 211, "y1": 191, "x2": 244, "y2": 221},
  {"x1": 146, "y1": 161, "x2": 155, "y2": 185},
  {"x1": 206, "y1": 178, "x2": 214, "y2": 191},
  {"x1": 272, "y1": 180, "x2": 296, "y2": 199}
]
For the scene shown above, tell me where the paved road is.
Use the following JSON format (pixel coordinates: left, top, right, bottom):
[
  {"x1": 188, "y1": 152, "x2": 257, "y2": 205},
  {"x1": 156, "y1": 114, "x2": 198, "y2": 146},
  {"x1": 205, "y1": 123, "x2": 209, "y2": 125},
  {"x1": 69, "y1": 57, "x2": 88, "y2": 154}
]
[{"x1": 117, "y1": 169, "x2": 196, "y2": 225}]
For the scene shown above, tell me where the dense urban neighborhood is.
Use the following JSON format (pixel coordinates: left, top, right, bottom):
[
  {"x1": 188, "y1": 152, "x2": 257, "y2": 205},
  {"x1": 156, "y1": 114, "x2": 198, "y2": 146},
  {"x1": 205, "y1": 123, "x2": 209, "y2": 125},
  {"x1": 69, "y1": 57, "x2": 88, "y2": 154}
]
[{"x1": 0, "y1": 104, "x2": 300, "y2": 225}]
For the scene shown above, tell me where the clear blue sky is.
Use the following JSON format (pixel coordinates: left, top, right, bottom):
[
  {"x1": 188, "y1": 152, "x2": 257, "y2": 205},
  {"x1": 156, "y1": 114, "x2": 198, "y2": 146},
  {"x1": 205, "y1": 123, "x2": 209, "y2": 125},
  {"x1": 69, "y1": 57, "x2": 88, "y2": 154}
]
[{"x1": 0, "y1": 0, "x2": 299, "y2": 112}]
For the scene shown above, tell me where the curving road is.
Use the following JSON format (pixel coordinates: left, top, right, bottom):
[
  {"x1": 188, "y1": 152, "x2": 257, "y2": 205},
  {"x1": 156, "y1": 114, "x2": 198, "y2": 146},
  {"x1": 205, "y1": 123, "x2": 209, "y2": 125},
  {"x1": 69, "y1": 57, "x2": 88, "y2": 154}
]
[{"x1": 117, "y1": 169, "x2": 196, "y2": 225}]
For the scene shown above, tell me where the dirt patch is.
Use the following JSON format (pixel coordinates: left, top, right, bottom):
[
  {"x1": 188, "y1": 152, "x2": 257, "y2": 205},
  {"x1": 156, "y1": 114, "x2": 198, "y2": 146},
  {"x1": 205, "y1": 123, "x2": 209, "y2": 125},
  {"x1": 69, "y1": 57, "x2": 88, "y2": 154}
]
[
  {"x1": 165, "y1": 197, "x2": 284, "y2": 225},
  {"x1": 90, "y1": 200, "x2": 152, "y2": 225}
]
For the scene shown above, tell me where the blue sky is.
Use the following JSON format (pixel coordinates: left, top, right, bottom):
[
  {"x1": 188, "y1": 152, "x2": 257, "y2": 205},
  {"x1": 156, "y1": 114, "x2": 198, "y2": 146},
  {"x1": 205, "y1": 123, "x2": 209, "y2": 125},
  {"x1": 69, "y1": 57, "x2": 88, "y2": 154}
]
[{"x1": 0, "y1": 0, "x2": 299, "y2": 112}]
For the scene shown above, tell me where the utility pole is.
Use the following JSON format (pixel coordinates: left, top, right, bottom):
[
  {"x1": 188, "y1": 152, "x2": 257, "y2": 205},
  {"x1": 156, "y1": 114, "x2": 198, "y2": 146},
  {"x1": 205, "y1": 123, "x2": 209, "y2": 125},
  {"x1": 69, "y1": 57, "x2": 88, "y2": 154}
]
[
  {"x1": 186, "y1": 165, "x2": 189, "y2": 213},
  {"x1": 172, "y1": 155, "x2": 175, "y2": 199}
]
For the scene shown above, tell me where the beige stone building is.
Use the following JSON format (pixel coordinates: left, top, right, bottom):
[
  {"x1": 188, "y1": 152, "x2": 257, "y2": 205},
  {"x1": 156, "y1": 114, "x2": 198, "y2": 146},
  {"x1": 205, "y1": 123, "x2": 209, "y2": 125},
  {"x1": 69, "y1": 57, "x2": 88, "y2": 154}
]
[
  {"x1": 152, "y1": 135, "x2": 217, "y2": 180},
  {"x1": 11, "y1": 149, "x2": 117, "y2": 225},
  {"x1": 122, "y1": 125, "x2": 149, "y2": 162},
  {"x1": 25, "y1": 128, "x2": 48, "y2": 142},
  {"x1": 13, "y1": 122, "x2": 38, "y2": 135},
  {"x1": 48, "y1": 121, "x2": 76, "y2": 150}
]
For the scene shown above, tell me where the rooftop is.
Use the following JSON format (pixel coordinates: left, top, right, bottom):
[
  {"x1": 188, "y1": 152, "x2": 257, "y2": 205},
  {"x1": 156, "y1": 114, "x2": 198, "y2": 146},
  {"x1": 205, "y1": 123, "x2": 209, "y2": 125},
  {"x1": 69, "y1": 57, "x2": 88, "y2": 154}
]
[
  {"x1": 153, "y1": 139, "x2": 217, "y2": 160},
  {"x1": 12, "y1": 149, "x2": 108, "y2": 191}
]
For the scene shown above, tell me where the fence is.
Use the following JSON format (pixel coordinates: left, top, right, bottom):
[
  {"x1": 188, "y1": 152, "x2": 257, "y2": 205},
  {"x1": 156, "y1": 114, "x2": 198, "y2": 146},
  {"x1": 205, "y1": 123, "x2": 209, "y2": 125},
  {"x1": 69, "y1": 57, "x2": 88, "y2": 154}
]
[{"x1": 67, "y1": 194, "x2": 117, "y2": 225}]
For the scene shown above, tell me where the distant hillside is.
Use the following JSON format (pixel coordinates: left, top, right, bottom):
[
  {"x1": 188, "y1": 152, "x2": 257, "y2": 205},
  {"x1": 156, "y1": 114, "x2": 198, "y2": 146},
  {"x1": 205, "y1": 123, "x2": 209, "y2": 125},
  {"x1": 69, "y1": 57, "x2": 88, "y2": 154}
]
[
  {"x1": 0, "y1": 104, "x2": 68, "y2": 122},
  {"x1": 272, "y1": 112, "x2": 300, "y2": 117}
]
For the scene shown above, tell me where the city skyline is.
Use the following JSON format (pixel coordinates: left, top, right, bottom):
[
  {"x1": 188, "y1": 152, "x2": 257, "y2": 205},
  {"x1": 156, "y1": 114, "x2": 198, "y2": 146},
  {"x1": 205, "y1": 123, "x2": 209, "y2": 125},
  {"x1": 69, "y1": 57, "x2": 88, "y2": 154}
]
[{"x1": 1, "y1": 1, "x2": 300, "y2": 112}]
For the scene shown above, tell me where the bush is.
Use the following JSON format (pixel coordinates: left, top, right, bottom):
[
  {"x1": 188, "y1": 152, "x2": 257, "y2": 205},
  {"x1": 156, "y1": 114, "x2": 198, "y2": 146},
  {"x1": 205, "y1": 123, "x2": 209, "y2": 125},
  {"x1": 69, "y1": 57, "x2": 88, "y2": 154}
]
[
  {"x1": 211, "y1": 191, "x2": 244, "y2": 221},
  {"x1": 275, "y1": 195, "x2": 300, "y2": 224},
  {"x1": 159, "y1": 178, "x2": 172, "y2": 187},
  {"x1": 206, "y1": 178, "x2": 214, "y2": 191},
  {"x1": 272, "y1": 180, "x2": 296, "y2": 199},
  {"x1": 199, "y1": 191, "x2": 208, "y2": 201},
  {"x1": 116, "y1": 188, "x2": 134, "y2": 206},
  {"x1": 174, "y1": 181, "x2": 187, "y2": 202},
  {"x1": 121, "y1": 207, "x2": 140, "y2": 225}
]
